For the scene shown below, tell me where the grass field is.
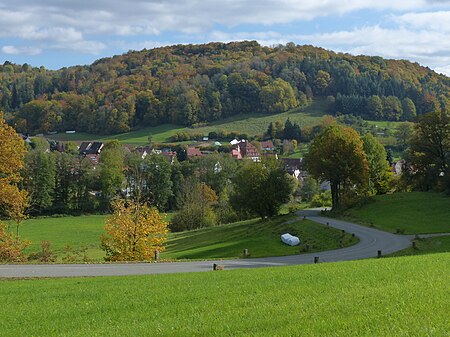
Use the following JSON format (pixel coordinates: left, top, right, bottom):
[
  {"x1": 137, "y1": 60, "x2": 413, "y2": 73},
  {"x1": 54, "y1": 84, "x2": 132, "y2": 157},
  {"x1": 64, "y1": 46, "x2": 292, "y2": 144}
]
[
  {"x1": 337, "y1": 192, "x2": 450, "y2": 234},
  {"x1": 16, "y1": 214, "x2": 107, "y2": 262},
  {"x1": 389, "y1": 235, "x2": 450, "y2": 257},
  {"x1": 0, "y1": 253, "x2": 448, "y2": 336},
  {"x1": 13, "y1": 213, "x2": 356, "y2": 262},
  {"x1": 162, "y1": 216, "x2": 357, "y2": 260},
  {"x1": 46, "y1": 100, "x2": 329, "y2": 145}
]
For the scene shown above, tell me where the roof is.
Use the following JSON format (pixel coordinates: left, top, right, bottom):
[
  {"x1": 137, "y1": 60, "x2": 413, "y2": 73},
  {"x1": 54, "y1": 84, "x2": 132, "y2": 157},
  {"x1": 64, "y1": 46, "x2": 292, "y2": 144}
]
[
  {"x1": 79, "y1": 141, "x2": 104, "y2": 155},
  {"x1": 281, "y1": 158, "x2": 304, "y2": 169},
  {"x1": 187, "y1": 147, "x2": 203, "y2": 158},
  {"x1": 260, "y1": 140, "x2": 275, "y2": 150}
]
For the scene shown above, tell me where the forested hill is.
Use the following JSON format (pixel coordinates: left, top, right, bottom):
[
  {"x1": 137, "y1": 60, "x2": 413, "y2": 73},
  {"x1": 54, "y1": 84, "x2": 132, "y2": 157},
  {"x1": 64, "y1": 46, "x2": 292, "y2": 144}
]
[{"x1": 1, "y1": 41, "x2": 449, "y2": 135}]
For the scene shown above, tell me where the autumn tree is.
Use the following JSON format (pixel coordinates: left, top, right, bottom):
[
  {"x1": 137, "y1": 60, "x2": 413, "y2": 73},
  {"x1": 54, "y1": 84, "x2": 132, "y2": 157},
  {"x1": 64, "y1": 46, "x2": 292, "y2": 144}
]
[
  {"x1": 0, "y1": 112, "x2": 29, "y2": 260},
  {"x1": 306, "y1": 125, "x2": 368, "y2": 209},
  {"x1": 101, "y1": 199, "x2": 168, "y2": 261}
]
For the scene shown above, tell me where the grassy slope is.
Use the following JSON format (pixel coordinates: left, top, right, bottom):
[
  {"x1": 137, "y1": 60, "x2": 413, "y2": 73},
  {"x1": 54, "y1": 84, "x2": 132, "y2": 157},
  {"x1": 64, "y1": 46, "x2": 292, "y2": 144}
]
[
  {"x1": 390, "y1": 236, "x2": 450, "y2": 257},
  {"x1": 45, "y1": 100, "x2": 406, "y2": 148},
  {"x1": 163, "y1": 216, "x2": 357, "y2": 260},
  {"x1": 1, "y1": 253, "x2": 448, "y2": 336},
  {"x1": 47, "y1": 100, "x2": 328, "y2": 145},
  {"x1": 15, "y1": 214, "x2": 356, "y2": 262},
  {"x1": 338, "y1": 192, "x2": 450, "y2": 234}
]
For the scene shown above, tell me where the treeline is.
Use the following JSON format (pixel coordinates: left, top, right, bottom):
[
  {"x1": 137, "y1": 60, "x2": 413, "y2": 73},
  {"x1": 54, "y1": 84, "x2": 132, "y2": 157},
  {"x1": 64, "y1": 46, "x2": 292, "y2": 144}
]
[{"x1": 1, "y1": 41, "x2": 449, "y2": 135}]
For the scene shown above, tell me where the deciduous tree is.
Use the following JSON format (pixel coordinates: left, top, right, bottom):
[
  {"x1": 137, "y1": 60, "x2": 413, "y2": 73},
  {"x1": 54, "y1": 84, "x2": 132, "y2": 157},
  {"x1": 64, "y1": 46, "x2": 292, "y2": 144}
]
[
  {"x1": 0, "y1": 112, "x2": 29, "y2": 237},
  {"x1": 101, "y1": 199, "x2": 168, "y2": 261},
  {"x1": 231, "y1": 158, "x2": 295, "y2": 218},
  {"x1": 306, "y1": 125, "x2": 368, "y2": 209},
  {"x1": 362, "y1": 133, "x2": 393, "y2": 195}
]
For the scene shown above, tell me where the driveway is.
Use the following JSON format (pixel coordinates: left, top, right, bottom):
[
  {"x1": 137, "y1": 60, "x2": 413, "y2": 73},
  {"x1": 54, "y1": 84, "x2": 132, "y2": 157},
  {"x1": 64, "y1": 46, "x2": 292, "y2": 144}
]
[{"x1": 0, "y1": 209, "x2": 414, "y2": 278}]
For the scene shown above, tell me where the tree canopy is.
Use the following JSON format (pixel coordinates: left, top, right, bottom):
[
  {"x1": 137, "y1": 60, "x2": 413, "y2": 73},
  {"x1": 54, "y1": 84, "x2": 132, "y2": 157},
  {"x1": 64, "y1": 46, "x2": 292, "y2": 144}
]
[
  {"x1": 306, "y1": 124, "x2": 368, "y2": 209},
  {"x1": 0, "y1": 41, "x2": 448, "y2": 135},
  {"x1": 231, "y1": 158, "x2": 295, "y2": 218}
]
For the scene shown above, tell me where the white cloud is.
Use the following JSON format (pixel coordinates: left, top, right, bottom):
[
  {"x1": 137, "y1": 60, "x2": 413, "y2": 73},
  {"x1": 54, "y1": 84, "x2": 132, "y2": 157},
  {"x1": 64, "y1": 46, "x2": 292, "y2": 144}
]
[
  {"x1": 1, "y1": 45, "x2": 42, "y2": 55},
  {"x1": 393, "y1": 11, "x2": 450, "y2": 32},
  {"x1": 0, "y1": 0, "x2": 449, "y2": 73}
]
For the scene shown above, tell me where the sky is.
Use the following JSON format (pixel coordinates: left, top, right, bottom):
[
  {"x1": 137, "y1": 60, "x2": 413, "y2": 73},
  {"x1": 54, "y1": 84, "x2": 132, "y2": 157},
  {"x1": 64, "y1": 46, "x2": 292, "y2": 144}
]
[{"x1": 1, "y1": 0, "x2": 450, "y2": 75}]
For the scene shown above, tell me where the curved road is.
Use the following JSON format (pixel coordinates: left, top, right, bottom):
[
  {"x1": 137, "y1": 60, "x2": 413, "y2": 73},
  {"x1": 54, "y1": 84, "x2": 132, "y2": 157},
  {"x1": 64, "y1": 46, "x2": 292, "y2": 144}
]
[{"x1": 0, "y1": 209, "x2": 414, "y2": 278}]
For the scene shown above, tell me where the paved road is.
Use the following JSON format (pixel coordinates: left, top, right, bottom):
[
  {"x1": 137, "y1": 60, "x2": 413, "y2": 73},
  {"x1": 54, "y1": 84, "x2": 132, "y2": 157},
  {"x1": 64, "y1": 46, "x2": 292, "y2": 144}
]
[{"x1": 0, "y1": 209, "x2": 414, "y2": 278}]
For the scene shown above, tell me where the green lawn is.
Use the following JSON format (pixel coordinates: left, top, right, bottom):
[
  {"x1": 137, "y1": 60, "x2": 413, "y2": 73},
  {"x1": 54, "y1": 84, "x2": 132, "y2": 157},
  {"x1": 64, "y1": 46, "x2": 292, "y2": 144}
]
[
  {"x1": 1, "y1": 253, "x2": 448, "y2": 336},
  {"x1": 12, "y1": 214, "x2": 356, "y2": 263},
  {"x1": 389, "y1": 235, "x2": 450, "y2": 257},
  {"x1": 337, "y1": 192, "x2": 450, "y2": 234},
  {"x1": 15, "y1": 215, "x2": 107, "y2": 262},
  {"x1": 162, "y1": 216, "x2": 357, "y2": 260}
]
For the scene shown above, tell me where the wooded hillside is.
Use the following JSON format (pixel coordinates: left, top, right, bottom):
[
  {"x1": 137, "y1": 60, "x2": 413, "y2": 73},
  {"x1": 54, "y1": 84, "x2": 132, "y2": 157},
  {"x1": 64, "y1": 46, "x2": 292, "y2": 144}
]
[{"x1": 1, "y1": 41, "x2": 449, "y2": 134}]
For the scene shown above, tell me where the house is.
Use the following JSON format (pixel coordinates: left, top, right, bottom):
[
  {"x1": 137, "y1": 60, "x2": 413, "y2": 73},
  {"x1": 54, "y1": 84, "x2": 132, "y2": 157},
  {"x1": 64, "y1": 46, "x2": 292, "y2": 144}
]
[
  {"x1": 187, "y1": 147, "x2": 203, "y2": 158},
  {"x1": 260, "y1": 139, "x2": 278, "y2": 159},
  {"x1": 281, "y1": 158, "x2": 306, "y2": 180},
  {"x1": 230, "y1": 139, "x2": 239, "y2": 145},
  {"x1": 133, "y1": 146, "x2": 153, "y2": 159},
  {"x1": 79, "y1": 142, "x2": 104, "y2": 155},
  {"x1": 231, "y1": 140, "x2": 261, "y2": 162},
  {"x1": 160, "y1": 150, "x2": 177, "y2": 164},
  {"x1": 260, "y1": 140, "x2": 275, "y2": 151}
]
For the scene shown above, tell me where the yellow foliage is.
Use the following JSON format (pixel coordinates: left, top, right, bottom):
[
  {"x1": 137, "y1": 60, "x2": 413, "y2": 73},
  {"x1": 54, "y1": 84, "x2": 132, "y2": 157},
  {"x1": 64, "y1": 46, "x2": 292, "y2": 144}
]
[
  {"x1": 0, "y1": 222, "x2": 30, "y2": 262},
  {"x1": 0, "y1": 113, "x2": 29, "y2": 236},
  {"x1": 101, "y1": 199, "x2": 168, "y2": 261}
]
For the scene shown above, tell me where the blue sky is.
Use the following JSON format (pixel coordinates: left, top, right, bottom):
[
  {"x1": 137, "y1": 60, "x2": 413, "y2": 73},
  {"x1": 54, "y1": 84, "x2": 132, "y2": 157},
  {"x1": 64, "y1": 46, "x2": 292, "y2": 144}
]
[{"x1": 1, "y1": 0, "x2": 449, "y2": 75}]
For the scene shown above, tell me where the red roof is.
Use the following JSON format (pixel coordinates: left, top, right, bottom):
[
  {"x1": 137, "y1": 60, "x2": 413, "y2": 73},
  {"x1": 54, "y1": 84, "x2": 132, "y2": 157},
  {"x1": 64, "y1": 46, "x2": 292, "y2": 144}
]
[
  {"x1": 260, "y1": 140, "x2": 275, "y2": 150},
  {"x1": 187, "y1": 147, "x2": 203, "y2": 158}
]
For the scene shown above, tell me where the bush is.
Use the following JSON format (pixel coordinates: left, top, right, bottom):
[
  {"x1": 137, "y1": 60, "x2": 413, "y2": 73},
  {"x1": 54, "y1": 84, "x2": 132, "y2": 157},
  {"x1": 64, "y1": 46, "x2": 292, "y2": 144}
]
[
  {"x1": 0, "y1": 222, "x2": 30, "y2": 262},
  {"x1": 310, "y1": 191, "x2": 332, "y2": 208}
]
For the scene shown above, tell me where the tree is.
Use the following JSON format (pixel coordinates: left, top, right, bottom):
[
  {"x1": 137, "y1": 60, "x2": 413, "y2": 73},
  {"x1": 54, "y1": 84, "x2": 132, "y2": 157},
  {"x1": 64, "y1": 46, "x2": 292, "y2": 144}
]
[
  {"x1": 0, "y1": 112, "x2": 29, "y2": 238},
  {"x1": 362, "y1": 133, "x2": 393, "y2": 195},
  {"x1": 366, "y1": 95, "x2": 383, "y2": 120},
  {"x1": 402, "y1": 98, "x2": 416, "y2": 121},
  {"x1": 314, "y1": 70, "x2": 331, "y2": 93},
  {"x1": 170, "y1": 179, "x2": 218, "y2": 231},
  {"x1": 406, "y1": 108, "x2": 450, "y2": 191},
  {"x1": 230, "y1": 158, "x2": 295, "y2": 218},
  {"x1": 306, "y1": 125, "x2": 368, "y2": 209},
  {"x1": 101, "y1": 199, "x2": 168, "y2": 261},
  {"x1": 395, "y1": 123, "x2": 414, "y2": 151},
  {"x1": 99, "y1": 140, "x2": 125, "y2": 209},
  {"x1": 299, "y1": 176, "x2": 320, "y2": 202},
  {"x1": 23, "y1": 141, "x2": 56, "y2": 213},
  {"x1": 125, "y1": 153, "x2": 173, "y2": 210}
]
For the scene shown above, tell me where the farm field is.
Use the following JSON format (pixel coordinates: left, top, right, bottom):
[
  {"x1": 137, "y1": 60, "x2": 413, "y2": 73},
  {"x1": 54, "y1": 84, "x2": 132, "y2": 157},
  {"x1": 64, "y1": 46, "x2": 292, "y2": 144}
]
[
  {"x1": 0, "y1": 253, "x2": 448, "y2": 336},
  {"x1": 13, "y1": 214, "x2": 356, "y2": 263},
  {"x1": 336, "y1": 192, "x2": 450, "y2": 234}
]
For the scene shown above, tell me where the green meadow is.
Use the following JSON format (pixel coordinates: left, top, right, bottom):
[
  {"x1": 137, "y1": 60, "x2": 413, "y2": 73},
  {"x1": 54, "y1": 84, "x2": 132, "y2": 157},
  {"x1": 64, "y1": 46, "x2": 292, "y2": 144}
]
[
  {"x1": 14, "y1": 214, "x2": 356, "y2": 263},
  {"x1": 162, "y1": 216, "x2": 357, "y2": 260},
  {"x1": 337, "y1": 192, "x2": 450, "y2": 234},
  {"x1": 0, "y1": 253, "x2": 448, "y2": 336}
]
